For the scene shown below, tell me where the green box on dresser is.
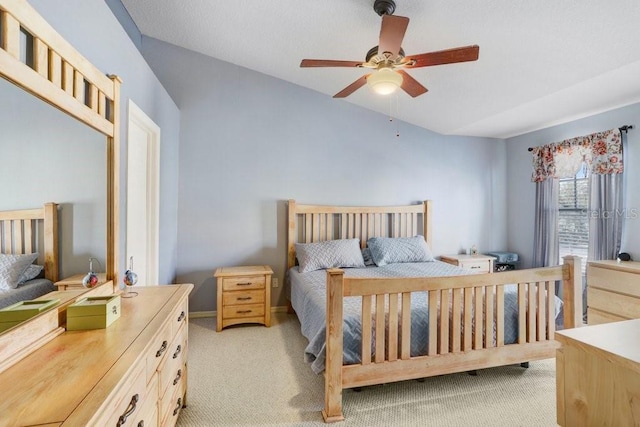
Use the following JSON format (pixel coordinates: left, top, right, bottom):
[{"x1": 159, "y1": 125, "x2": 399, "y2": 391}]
[{"x1": 67, "y1": 295, "x2": 121, "y2": 330}]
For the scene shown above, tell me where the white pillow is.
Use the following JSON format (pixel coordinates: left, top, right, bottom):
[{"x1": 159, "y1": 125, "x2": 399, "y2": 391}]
[
  {"x1": 367, "y1": 236, "x2": 435, "y2": 266},
  {"x1": 295, "y1": 239, "x2": 365, "y2": 273},
  {"x1": 0, "y1": 253, "x2": 39, "y2": 290}
]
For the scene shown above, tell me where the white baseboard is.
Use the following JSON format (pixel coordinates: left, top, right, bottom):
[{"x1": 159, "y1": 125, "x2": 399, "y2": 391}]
[
  {"x1": 189, "y1": 306, "x2": 288, "y2": 319},
  {"x1": 189, "y1": 311, "x2": 215, "y2": 319}
]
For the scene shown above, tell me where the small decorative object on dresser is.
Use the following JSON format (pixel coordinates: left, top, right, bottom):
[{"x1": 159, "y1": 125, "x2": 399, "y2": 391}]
[
  {"x1": 122, "y1": 256, "x2": 139, "y2": 298},
  {"x1": 214, "y1": 265, "x2": 273, "y2": 332},
  {"x1": 440, "y1": 253, "x2": 496, "y2": 273},
  {"x1": 66, "y1": 294, "x2": 121, "y2": 331},
  {"x1": 81, "y1": 257, "x2": 101, "y2": 288}
]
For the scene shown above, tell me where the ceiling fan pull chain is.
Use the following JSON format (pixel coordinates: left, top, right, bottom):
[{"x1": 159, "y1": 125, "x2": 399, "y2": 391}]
[
  {"x1": 389, "y1": 95, "x2": 394, "y2": 123},
  {"x1": 395, "y1": 93, "x2": 400, "y2": 138}
]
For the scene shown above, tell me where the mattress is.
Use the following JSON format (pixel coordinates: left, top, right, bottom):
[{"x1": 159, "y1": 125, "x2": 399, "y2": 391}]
[
  {"x1": 0, "y1": 279, "x2": 56, "y2": 309},
  {"x1": 289, "y1": 261, "x2": 564, "y2": 374}
]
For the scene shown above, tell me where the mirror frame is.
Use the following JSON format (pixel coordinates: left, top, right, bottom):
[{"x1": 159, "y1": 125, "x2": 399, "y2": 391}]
[{"x1": 0, "y1": 0, "x2": 120, "y2": 371}]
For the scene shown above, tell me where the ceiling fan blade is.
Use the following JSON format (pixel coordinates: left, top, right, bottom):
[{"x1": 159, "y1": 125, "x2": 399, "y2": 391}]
[
  {"x1": 405, "y1": 45, "x2": 480, "y2": 68},
  {"x1": 378, "y1": 15, "x2": 409, "y2": 59},
  {"x1": 300, "y1": 59, "x2": 363, "y2": 68},
  {"x1": 333, "y1": 75, "x2": 369, "y2": 98},
  {"x1": 397, "y1": 70, "x2": 428, "y2": 98}
]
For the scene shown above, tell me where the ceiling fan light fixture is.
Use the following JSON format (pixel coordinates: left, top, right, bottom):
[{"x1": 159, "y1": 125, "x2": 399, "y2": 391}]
[{"x1": 367, "y1": 68, "x2": 403, "y2": 95}]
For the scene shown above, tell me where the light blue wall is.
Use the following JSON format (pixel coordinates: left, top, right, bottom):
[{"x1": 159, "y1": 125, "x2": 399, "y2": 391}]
[
  {"x1": 26, "y1": 0, "x2": 181, "y2": 284},
  {"x1": 141, "y1": 37, "x2": 508, "y2": 311},
  {"x1": 506, "y1": 103, "x2": 640, "y2": 267}
]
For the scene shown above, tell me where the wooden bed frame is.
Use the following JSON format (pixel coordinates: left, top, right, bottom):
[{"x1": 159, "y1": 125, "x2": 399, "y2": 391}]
[
  {"x1": 287, "y1": 200, "x2": 583, "y2": 422},
  {"x1": 0, "y1": 202, "x2": 59, "y2": 281}
]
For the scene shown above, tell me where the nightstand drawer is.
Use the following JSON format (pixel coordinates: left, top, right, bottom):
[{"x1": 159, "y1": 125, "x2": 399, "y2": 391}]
[
  {"x1": 223, "y1": 303, "x2": 265, "y2": 319},
  {"x1": 223, "y1": 289, "x2": 265, "y2": 306},
  {"x1": 460, "y1": 260, "x2": 491, "y2": 272},
  {"x1": 222, "y1": 275, "x2": 266, "y2": 291}
]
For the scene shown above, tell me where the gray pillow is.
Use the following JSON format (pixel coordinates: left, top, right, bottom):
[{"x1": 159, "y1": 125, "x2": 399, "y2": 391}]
[
  {"x1": 362, "y1": 248, "x2": 376, "y2": 266},
  {"x1": 0, "y1": 253, "x2": 39, "y2": 290},
  {"x1": 367, "y1": 236, "x2": 435, "y2": 266},
  {"x1": 295, "y1": 239, "x2": 365, "y2": 273},
  {"x1": 18, "y1": 264, "x2": 44, "y2": 285}
]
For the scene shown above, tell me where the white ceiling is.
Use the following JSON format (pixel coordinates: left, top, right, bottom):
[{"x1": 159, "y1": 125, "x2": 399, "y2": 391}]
[{"x1": 120, "y1": 0, "x2": 640, "y2": 139}]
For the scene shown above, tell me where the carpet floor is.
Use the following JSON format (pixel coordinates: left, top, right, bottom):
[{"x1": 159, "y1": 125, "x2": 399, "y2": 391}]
[{"x1": 177, "y1": 313, "x2": 558, "y2": 426}]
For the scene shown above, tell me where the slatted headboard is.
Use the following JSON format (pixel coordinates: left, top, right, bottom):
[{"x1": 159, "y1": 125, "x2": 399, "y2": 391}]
[
  {"x1": 287, "y1": 199, "x2": 432, "y2": 269},
  {"x1": 0, "y1": 203, "x2": 59, "y2": 282}
]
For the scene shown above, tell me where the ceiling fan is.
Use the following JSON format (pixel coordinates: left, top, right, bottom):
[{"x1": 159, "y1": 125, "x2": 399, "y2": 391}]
[{"x1": 300, "y1": 0, "x2": 479, "y2": 98}]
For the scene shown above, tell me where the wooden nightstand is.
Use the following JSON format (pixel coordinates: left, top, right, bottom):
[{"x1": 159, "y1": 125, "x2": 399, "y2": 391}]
[
  {"x1": 214, "y1": 265, "x2": 273, "y2": 332},
  {"x1": 440, "y1": 254, "x2": 496, "y2": 273},
  {"x1": 54, "y1": 273, "x2": 108, "y2": 290}
]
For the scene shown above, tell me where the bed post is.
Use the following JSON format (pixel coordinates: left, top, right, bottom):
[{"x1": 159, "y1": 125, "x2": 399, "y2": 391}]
[
  {"x1": 287, "y1": 200, "x2": 297, "y2": 270},
  {"x1": 323, "y1": 268, "x2": 345, "y2": 423},
  {"x1": 423, "y1": 200, "x2": 432, "y2": 248},
  {"x1": 43, "y1": 203, "x2": 59, "y2": 282},
  {"x1": 562, "y1": 255, "x2": 582, "y2": 329}
]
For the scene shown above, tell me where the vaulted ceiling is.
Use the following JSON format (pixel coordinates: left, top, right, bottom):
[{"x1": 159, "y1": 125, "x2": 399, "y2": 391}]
[{"x1": 121, "y1": 0, "x2": 640, "y2": 138}]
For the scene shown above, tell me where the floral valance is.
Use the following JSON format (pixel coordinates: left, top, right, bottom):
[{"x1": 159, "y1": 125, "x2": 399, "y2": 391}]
[{"x1": 531, "y1": 128, "x2": 623, "y2": 182}]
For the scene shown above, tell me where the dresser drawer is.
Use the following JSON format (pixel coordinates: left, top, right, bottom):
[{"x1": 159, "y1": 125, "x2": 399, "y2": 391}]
[
  {"x1": 223, "y1": 303, "x2": 265, "y2": 319},
  {"x1": 223, "y1": 289, "x2": 265, "y2": 306},
  {"x1": 222, "y1": 275, "x2": 266, "y2": 291},
  {"x1": 131, "y1": 372, "x2": 159, "y2": 427},
  {"x1": 159, "y1": 371, "x2": 186, "y2": 427},
  {"x1": 588, "y1": 287, "x2": 640, "y2": 321},
  {"x1": 587, "y1": 264, "x2": 640, "y2": 297},
  {"x1": 94, "y1": 360, "x2": 149, "y2": 427},
  {"x1": 159, "y1": 324, "x2": 188, "y2": 397},
  {"x1": 460, "y1": 260, "x2": 491, "y2": 272},
  {"x1": 145, "y1": 320, "x2": 173, "y2": 384}
]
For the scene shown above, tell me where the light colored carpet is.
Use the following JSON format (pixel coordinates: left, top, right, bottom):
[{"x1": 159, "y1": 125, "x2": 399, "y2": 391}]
[{"x1": 177, "y1": 313, "x2": 558, "y2": 426}]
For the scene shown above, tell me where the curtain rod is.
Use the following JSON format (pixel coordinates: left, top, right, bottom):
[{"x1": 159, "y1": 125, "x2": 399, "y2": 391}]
[{"x1": 527, "y1": 125, "x2": 634, "y2": 151}]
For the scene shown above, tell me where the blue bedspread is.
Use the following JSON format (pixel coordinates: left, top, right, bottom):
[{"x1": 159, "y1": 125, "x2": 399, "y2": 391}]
[{"x1": 289, "y1": 261, "x2": 563, "y2": 374}]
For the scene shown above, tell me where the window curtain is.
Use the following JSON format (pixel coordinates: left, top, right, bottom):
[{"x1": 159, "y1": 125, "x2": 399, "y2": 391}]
[
  {"x1": 532, "y1": 177, "x2": 559, "y2": 268},
  {"x1": 530, "y1": 127, "x2": 624, "y2": 266},
  {"x1": 588, "y1": 129, "x2": 624, "y2": 260}
]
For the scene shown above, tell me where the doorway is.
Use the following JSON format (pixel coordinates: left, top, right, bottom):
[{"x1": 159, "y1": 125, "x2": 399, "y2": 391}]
[{"x1": 126, "y1": 100, "x2": 160, "y2": 286}]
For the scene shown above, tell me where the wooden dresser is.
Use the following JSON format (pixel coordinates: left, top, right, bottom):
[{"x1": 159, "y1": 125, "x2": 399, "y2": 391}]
[
  {"x1": 586, "y1": 260, "x2": 640, "y2": 325},
  {"x1": 214, "y1": 265, "x2": 273, "y2": 332},
  {"x1": 0, "y1": 284, "x2": 192, "y2": 427},
  {"x1": 556, "y1": 319, "x2": 640, "y2": 426},
  {"x1": 440, "y1": 254, "x2": 495, "y2": 273}
]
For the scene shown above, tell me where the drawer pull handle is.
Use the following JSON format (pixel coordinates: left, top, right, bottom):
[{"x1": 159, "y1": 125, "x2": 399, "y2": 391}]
[
  {"x1": 138, "y1": 422, "x2": 144, "y2": 427},
  {"x1": 116, "y1": 393, "x2": 139, "y2": 426},
  {"x1": 470, "y1": 266, "x2": 481, "y2": 269},
  {"x1": 173, "y1": 369, "x2": 183, "y2": 385},
  {"x1": 237, "y1": 282, "x2": 253, "y2": 286},
  {"x1": 177, "y1": 311, "x2": 186, "y2": 322},
  {"x1": 173, "y1": 397, "x2": 183, "y2": 416},
  {"x1": 156, "y1": 340, "x2": 168, "y2": 357},
  {"x1": 237, "y1": 296, "x2": 252, "y2": 301},
  {"x1": 173, "y1": 344, "x2": 182, "y2": 359},
  {"x1": 237, "y1": 310, "x2": 252, "y2": 314}
]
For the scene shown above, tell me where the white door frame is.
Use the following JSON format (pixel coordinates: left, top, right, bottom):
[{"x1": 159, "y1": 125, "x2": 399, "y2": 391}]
[{"x1": 126, "y1": 100, "x2": 160, "y2": 285}]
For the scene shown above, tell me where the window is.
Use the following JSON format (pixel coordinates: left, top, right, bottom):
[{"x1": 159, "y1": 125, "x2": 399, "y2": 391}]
[{"x1": 558, "y1": 163, "x2": 588, "y2": 273}]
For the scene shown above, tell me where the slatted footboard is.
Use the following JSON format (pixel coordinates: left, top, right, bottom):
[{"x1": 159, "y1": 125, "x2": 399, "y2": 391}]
[
  {"x1": 285, "y1": 200, "x2": 582, "y2": 422},
  {"x1": 322, "y1": 256, "x2": 582, "y2": 422}
]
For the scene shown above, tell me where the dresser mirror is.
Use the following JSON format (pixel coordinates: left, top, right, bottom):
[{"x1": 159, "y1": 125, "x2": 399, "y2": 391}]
[
  {"x1": 0, "y1": 0, "x2": 120, "y2": 361},
  {"x1": 0, "y1": 78, "x2": 107, "y2": 277}
]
